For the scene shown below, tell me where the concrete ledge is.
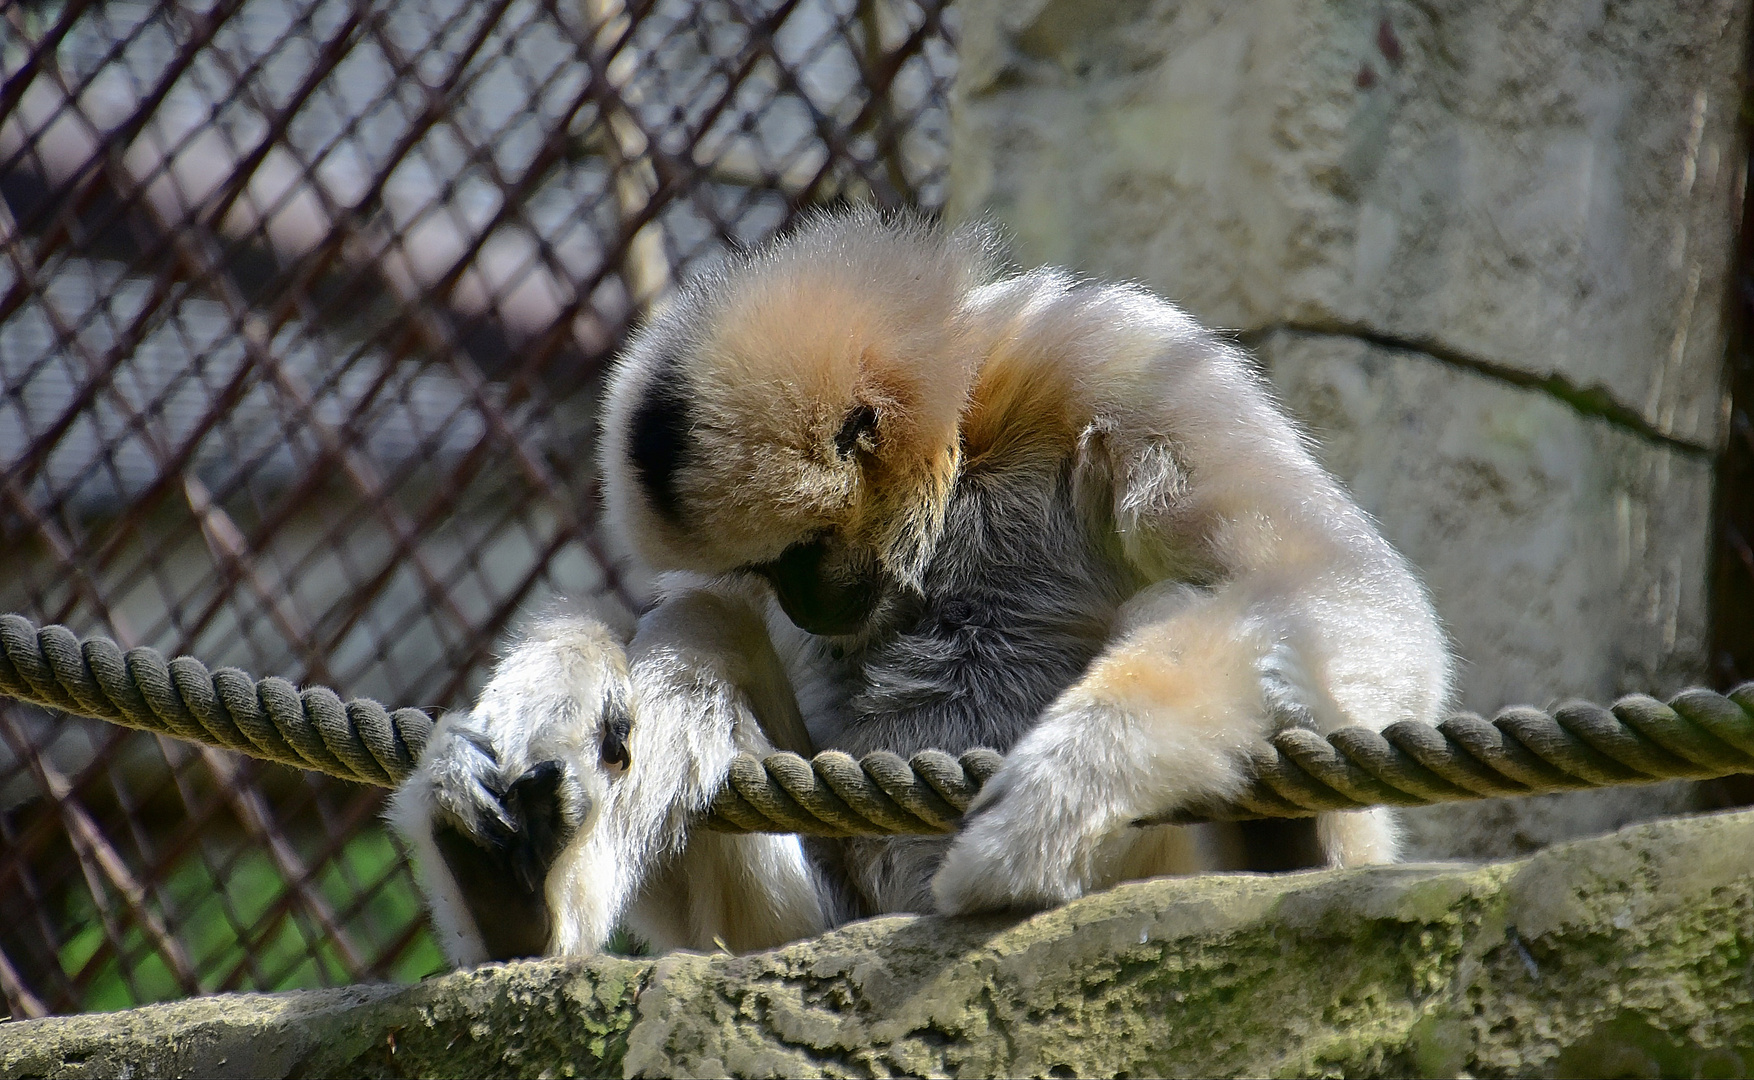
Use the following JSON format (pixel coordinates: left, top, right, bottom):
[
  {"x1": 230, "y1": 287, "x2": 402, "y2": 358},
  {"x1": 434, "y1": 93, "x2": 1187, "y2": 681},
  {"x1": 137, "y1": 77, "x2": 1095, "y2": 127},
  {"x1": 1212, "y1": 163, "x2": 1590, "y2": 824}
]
[{"x1": 5, "y1": 809, "x2": 1753, "y2": 1078}]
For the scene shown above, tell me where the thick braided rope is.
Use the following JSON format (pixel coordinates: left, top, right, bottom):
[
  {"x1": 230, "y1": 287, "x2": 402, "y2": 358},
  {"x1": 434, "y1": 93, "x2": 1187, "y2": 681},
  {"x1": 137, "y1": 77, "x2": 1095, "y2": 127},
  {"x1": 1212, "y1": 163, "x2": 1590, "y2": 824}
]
[
  {"x1": 0, "y1": 614, "x2": 432, "y2": 787},
  {"x1": 4, "y1": 615, "x2": 1752, "y2": 835}
]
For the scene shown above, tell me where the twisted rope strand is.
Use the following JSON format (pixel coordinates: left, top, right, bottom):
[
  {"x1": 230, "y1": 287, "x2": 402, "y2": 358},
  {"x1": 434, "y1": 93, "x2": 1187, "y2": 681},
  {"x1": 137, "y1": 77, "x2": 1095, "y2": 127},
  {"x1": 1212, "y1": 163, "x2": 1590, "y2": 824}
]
[
  {"x1": 3, "y1": 614, "x2": 1751, "y2": 836},
  {"x1": 0, "y1": 614, "x2": 432, "y2": 787}
]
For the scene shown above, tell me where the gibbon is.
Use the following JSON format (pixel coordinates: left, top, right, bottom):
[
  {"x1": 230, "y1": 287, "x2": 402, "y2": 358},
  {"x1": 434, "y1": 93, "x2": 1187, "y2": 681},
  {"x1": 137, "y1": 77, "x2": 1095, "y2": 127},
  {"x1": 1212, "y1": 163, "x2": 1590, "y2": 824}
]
[{"x1": 389, "y1": 210, "x2": 1452, "y2": 966}]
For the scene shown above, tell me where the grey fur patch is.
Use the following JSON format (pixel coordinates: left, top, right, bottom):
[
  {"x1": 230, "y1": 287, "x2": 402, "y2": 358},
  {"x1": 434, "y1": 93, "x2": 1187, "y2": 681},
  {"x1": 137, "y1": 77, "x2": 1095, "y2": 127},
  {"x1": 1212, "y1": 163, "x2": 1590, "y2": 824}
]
[{"x1": 811, "y1": 454, "x2": 1150, "y2": 912}]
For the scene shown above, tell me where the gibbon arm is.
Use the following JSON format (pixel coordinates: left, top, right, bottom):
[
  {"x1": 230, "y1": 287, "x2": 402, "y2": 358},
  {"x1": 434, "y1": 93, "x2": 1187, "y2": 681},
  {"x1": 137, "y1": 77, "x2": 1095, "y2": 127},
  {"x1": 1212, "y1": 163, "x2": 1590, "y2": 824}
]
[
  {"x1": 932, "y1": 287, "x2": 1450, "y2": 915},
  {"x1": 387, "y1": 613, "x2": 633, "y2": 965},
  {"x1": 564, "y1": 579, "x2": 826, "y2": 956},
  {"x1": 390, "y1": 580, "x2": 825, "y2": 963}
]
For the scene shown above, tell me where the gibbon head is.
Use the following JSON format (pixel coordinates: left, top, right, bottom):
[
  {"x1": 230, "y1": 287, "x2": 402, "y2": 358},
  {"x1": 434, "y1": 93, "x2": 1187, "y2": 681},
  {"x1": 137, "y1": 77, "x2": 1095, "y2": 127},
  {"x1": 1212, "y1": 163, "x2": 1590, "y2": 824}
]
[{"x1": 600, "y1": 211, "x2": 998, "y2": 636}]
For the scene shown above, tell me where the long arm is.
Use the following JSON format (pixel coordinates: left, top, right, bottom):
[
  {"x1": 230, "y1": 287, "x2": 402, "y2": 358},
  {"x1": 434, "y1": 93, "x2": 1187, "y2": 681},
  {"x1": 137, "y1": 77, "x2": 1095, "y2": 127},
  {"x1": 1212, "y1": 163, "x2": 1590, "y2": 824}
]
[
  {"x1": 390, "y1": 579, "x2": 826, "y2": 964},
  {"x1": 387, "y1": 611, "x2": 634, "y2": 965},
  {"x1": 933, "y1": 282, "x2": 1451, "y2": 914},
  {"x1": 554, "y1": 579, "x2": 825, "y2": 956}
]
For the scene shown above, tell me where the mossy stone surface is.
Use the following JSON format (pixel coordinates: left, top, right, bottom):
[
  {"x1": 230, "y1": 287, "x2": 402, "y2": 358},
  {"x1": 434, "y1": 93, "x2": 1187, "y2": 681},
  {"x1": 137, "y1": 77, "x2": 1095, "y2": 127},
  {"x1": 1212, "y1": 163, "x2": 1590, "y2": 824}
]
[{"x1": 5, "y1": 810, "x2": 1753, "y2": 1078}]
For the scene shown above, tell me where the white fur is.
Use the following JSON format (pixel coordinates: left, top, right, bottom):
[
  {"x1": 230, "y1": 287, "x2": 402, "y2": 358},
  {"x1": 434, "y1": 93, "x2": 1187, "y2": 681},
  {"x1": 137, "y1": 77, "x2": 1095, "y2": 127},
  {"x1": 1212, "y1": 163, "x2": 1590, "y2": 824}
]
[
  {"x1": 391, "y1": 213, "x2": 1451, "y2": 963},
  {"x1": 388, "y1": 613, "x2": 628, "y2": 962}
]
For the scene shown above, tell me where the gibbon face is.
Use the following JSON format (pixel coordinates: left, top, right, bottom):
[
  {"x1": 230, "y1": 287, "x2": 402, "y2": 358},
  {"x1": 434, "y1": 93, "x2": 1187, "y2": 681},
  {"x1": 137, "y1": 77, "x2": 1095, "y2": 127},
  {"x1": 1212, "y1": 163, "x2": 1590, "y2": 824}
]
[{"x1": 600, "y1": 212, "x2": 997, "y2": 635}]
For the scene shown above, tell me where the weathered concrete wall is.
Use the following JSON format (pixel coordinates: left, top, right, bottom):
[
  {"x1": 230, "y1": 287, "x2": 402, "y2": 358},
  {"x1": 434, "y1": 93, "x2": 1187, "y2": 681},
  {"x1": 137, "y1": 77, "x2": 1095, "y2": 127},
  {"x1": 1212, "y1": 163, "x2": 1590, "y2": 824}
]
[
  {"x1": 951, "y1": 0, "x2": 1747, "y2": 856},
  {"x1": 6, "y1": 808, "x2": 1754, "y2": 1078}
]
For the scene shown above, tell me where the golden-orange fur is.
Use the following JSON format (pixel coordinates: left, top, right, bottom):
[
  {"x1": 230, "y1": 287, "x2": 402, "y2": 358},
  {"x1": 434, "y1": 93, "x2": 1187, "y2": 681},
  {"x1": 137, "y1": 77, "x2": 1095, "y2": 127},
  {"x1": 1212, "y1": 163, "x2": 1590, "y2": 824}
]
[{"x1": 394, "y1": 209, "x2": 1450, "y2": 966}]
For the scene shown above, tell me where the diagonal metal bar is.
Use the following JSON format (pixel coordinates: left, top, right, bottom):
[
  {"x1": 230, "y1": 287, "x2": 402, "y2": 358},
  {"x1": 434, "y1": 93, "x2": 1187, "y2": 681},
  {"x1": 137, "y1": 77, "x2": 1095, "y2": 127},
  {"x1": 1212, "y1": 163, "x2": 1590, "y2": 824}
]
[{"x1": 0, "y1": 709, "x2": 201, "y2": 1001}]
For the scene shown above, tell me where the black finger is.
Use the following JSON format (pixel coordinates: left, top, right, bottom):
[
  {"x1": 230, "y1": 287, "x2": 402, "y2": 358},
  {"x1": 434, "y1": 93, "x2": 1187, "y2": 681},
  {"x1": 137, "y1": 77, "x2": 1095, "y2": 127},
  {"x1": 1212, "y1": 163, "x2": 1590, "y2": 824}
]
[{"x1": 503, "y1": 760, "x2": 583, "y2": 894}]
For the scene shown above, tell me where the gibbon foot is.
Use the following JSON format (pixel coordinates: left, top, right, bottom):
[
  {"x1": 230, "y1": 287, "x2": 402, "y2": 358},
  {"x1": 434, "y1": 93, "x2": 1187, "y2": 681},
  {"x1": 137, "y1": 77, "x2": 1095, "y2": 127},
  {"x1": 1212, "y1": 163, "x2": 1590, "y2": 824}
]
[
  {"x1": 430, "y1": 760, "x2": 577, "y2": 959},
  {"x1": 931, "y1": 772, "x2": 1098, "y2": 915},
  {"x1": 388, "y1": 612, "x2": 635, "y2": 963}
]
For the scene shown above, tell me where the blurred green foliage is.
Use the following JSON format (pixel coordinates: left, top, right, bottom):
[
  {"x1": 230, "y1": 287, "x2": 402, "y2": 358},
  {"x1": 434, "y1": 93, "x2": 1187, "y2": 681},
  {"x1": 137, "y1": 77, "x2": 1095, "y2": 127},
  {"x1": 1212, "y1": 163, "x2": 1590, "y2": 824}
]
[{"x1": 56, "y1": 827, "x2": 444, "y2": 1013}]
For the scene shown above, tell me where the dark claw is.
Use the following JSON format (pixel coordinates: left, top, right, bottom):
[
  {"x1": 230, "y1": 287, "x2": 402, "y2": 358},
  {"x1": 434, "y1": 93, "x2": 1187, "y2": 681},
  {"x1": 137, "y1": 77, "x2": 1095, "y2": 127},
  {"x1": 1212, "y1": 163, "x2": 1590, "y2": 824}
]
[{"x1": 433, "y1": 760, "x2": 584, "y2": 961}]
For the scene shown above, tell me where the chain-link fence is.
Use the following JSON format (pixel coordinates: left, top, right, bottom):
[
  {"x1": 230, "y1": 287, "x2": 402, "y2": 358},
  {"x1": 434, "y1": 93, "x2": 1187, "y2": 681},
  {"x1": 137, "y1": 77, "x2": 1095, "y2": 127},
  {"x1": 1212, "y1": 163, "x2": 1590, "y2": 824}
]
[{"x1": 0, "y1": 0, "x2": 953, "y2": 1018}]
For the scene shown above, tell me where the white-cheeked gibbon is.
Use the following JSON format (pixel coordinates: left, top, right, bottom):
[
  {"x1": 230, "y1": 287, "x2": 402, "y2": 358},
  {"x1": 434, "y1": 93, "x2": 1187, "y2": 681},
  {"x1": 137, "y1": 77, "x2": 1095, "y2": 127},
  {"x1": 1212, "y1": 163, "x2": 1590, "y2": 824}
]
[{"x1": 389, "y1": 210, "x2": 1452, "y2": 966}]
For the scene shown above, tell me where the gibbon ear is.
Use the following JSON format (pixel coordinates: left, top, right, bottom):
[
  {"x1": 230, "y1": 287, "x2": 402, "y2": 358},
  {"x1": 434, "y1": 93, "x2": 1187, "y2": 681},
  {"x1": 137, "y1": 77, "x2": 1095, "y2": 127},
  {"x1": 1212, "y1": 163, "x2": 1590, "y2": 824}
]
[
  {"x1": 834, "y1": 403, "x2": 879, "y2": 459},
  {"x1": 626, "y1": 367, "x2": 692, "y2": 525}
]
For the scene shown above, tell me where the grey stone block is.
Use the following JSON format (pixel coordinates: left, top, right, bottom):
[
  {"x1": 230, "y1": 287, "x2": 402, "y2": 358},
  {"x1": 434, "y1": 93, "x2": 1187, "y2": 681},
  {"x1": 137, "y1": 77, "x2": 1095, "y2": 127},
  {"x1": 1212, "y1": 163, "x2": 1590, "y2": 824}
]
[
  {"x1": 1261, "y1": 330, "x2": 1714, "y2": 712},
  {"x1": 953, "y1": 0, "x2": 1746, "y2": 448},
  {"x1": 8, "y1": 809, "x2": 1754, "y2": 1077}
]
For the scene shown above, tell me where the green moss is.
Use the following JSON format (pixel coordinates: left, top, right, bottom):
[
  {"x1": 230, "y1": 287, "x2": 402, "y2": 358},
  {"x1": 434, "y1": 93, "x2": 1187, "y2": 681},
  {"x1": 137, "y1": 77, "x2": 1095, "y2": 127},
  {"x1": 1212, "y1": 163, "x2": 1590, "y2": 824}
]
[{"x1": 8, "y1": 811, "x2": 1754, "y2": 1079}]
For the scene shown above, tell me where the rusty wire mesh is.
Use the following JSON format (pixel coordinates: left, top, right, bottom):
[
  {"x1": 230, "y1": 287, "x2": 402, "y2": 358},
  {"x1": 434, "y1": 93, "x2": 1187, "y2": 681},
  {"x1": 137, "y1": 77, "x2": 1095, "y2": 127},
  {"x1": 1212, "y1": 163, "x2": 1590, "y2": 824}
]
[{"x1": 0, "y1": 0, "x2": 954, "y2": 1018}]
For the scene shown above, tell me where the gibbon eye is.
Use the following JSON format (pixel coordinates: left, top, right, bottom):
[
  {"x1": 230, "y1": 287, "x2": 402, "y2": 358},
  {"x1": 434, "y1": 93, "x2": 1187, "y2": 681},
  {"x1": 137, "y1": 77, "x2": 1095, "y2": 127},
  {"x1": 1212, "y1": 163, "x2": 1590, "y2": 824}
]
[
  {"x1": 601, "y1": 708, "x2": 632, "y2": 773},
  {"x1": 834, "y1": 404, "x2": 878, "y2": 459}
]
